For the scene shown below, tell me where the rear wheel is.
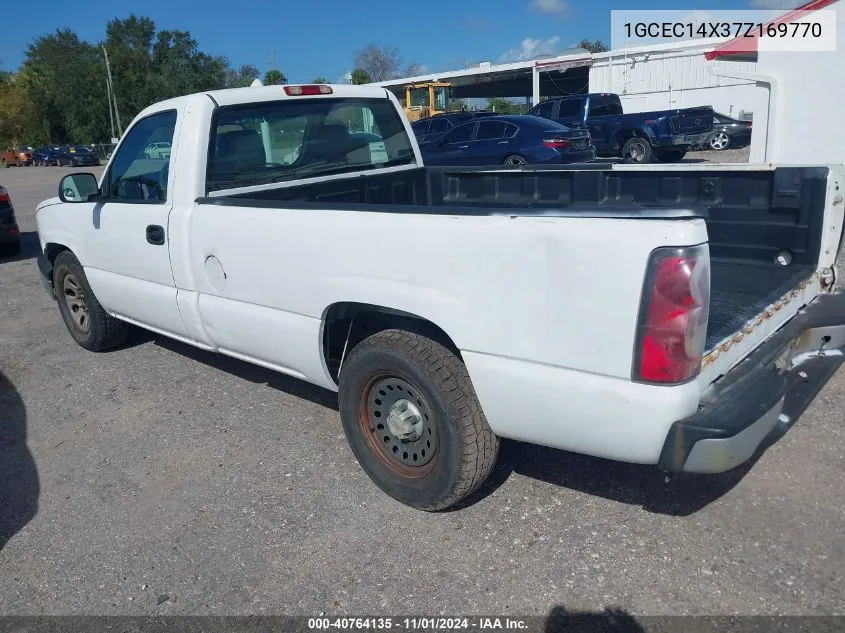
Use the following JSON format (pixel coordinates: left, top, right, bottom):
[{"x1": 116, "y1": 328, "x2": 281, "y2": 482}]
[
  {"x1": 503, "y1": 154, "x2": 527, "y2": 166},
  {"x1": 53, "y1": 251, "x2": 128, "y2": 351},
  {"x1": 621, "y1": 137, "x2": 653, "y2": 164},
  {"x1": 338, "y1": 329, "x2": 499, "y2": 511}
]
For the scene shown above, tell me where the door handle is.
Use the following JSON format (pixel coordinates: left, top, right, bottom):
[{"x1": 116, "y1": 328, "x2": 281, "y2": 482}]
[
  {"x1": 498, "y1": 141, "x2": 509, "y2": 144},
  {"x1": 458, "y1": 145, "x2": 468, "y2": 149},
  {"x1": 146, "y1": 225, "x2": 165, "y2": 246}
]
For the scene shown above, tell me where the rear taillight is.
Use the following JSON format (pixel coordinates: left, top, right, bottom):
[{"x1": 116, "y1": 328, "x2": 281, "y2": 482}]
[
  {"x1": 633, "y1": 244, "x2": 710, "y2": 384},
  {"x1": 543, "y1": 138, "x2": 571, "y2": 149},
  {"x1": 284, "y1": 84, "x2": 333, "y2": 96},
  {"x1": 0, "y1": 187, "x2": 9, "y2": 203}
]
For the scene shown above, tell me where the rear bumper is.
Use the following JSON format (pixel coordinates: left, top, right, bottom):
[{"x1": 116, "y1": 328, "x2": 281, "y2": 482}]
[
  {"x1": 657, "y1": 132, "x2": 713, "y2": 147},
  {"x1": 659, "y1": 290, "x2": 845, "y2": 474},
  {"x1": 552, "y1": 148, "x2": 596, "y2": 164}
]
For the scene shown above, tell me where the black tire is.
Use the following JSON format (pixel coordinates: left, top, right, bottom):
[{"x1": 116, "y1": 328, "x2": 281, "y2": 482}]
[
  {"x1": 656, "y1": 149, "x2": 687, "y2": 163},
  {"x1": 621, "y1": 137, "x2": 653, "y2": 164},
  {"x1": 53, "y1": 251, "x2": 128, "y2": 351},
  {"x1": 503, "y1": 154, "x2": 527, "y2": 166},
  {"x1": 339, "y1": 329, "x2": 499, "y2": 511}
]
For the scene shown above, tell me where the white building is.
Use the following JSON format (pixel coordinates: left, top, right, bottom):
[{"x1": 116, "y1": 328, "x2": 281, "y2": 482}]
[{"x1": 589, "y1": 39, "x2": 759, "y2": 119}]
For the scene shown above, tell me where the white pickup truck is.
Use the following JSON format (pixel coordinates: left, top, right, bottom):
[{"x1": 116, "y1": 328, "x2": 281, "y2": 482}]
[{"x1": 35, "y1": 83, "x2": 845, "y2": 510}]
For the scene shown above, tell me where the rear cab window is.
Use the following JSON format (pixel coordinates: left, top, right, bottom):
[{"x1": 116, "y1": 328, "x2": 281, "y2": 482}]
[
  {"x1": 588, "y1": 96, "x2": 623, "y2": 117},
  {"x1": 556, "y1": 98, "x2": 585, "y2": 119},
  {"x1": 207, "y1": 97, "x2": 416, "y2": 193}
]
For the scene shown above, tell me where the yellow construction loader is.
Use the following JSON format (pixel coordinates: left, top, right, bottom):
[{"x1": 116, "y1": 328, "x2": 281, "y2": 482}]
[{"x1": 403, "y1": 82, "x2": 451, "y2": 122}]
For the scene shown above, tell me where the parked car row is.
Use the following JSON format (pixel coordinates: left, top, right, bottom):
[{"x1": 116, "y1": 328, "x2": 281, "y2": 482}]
[
  {"x1": 3, "y1": 145, "x2": 103, "y2": 168},
  {"x1": 2, "y1": 147, "x2": 33, "y2": 167},
  {"x1": 410, "y1": 93, "x2": 750, "y2": 166},
  {"x1": 33, "y1": 145, "x2": 101, "y2": 167}
]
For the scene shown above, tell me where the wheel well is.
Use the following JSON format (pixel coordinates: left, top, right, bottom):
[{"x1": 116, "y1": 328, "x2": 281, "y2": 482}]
[
  {"x1": 44, "y1": 243, "x2": 70, "y2": 263},
  {"x1": 322, "y1": 302, "x2": 460, "y2": 383},
  {"x1": 614, "y1": 128, "x2": 649, "y2": 152}
]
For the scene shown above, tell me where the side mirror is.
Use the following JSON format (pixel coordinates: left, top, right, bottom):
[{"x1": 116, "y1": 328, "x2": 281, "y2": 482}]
[{"x1": 59, "y1": 173, "x2": 100, "y2": 203}]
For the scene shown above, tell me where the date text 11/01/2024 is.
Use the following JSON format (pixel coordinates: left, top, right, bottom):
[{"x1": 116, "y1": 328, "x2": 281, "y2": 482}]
[
  {"x1": 623, "y1": 21, "x2": 823, "y2": 39},
  {"x1": 307, "y1": 618, "x2": 528, "y2": 630}
]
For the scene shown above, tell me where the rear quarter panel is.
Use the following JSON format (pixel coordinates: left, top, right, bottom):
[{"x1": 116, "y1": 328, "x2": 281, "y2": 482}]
[{"x1": 185, "y1": 205, "x2": 708, "y2": 462}]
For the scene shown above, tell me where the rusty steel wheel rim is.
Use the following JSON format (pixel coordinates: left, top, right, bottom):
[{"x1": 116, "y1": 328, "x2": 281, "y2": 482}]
[{"x1": 358, "y1": 373, "x2": 439, "y2": 479}]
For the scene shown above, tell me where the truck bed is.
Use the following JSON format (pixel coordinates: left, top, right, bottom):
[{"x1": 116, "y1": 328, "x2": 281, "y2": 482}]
[
  {"x1": 707, "y1": 260, "x2": 815, "y2": 351},
  {"x1": 202, "y1": 164, "x2": 830, "y2": 356}
]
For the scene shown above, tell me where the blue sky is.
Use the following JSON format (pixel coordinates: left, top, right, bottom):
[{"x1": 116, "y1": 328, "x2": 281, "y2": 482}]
[{"x1": 2, "y1": 0, "x2": 797, "y2": 81}]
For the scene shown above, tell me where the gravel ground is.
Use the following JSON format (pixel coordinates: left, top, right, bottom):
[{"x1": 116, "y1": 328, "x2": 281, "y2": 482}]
[
  {"x1": 0, "y1": 164, "x2": 843, "y2": 618},
  {"x1": 685, "y1": 147, "x2": 751, "y2": 163}
]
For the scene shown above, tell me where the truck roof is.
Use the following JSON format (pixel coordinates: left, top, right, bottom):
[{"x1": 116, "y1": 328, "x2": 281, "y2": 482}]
[{"x1": 204, "y1": 84, "x2": 390, "y2": 107}]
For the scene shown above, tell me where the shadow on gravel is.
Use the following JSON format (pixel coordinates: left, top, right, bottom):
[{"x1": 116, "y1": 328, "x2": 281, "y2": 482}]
[
  {"x1": 0, "y1": 372, "x2": 39, "y2": 551},
  {"x1": 0, "y1": 231, "x2": 40, "y2": 263},
  {"x1": 545, "y1": 606, "x2": 645, "y2": 633},
  {"x1": 123, "y1": 331, "x2": 745, "y2": 517},
  {"x1": 453, "y1": 439, "x2": 751, "y2": 516},
  {"x1": 152, "y1": 336, "x2": 339, "y2": 411}
]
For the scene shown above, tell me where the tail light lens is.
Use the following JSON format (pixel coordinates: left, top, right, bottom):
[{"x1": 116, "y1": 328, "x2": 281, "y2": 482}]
[
  {"x1": 0, "y1": 186, "x2": 9, "y2": 203},
  {"x1": 543, "y1": 138, "x2": 571, "y2": 149},
  {"x1": 633, "y1": 244, "x2": 710, "y2": 384}
]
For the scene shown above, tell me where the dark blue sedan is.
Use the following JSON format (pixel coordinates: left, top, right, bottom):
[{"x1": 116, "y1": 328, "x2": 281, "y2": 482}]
[{"x1": 419, "y1": 115, "x2": 595, "y2": 167}]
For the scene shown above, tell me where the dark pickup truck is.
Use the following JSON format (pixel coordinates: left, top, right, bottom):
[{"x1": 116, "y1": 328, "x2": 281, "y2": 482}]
[{"x1": 528, "y1": 93, "x2": 714, "y2": 164}]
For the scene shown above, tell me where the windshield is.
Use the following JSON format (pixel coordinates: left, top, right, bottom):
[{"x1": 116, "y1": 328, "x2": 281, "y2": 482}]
[
  {"x1": 73, "y1": 146, "x2": 93, "y2": 154},
  {"x1": 207, "y1": 97, "x2": 416, "y2": 193},
  {"x1": 408, "y1": 88, "x2": 429, "y2": 108}
]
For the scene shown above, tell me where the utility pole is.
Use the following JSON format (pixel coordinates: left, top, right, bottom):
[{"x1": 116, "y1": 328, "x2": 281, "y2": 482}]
[
  {"x1": 102, "y1": 45, "x2": 123, "y2": 137},
  {"x1": 271, "y1": 50, "x2": 277, "y2": 70},
  {"x1": 105, "y1": 75, "x2": 115, "y2": 141}
]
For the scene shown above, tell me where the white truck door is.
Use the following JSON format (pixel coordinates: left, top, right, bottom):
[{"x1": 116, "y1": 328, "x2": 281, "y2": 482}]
[{"x1": 83, "y1": 109, "x2": 188, "y2": 338}]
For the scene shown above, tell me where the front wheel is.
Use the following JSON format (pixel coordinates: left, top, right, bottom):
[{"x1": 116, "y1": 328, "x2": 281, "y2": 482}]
[
  {"x1": 621, "y1": 137, "x2": 653, "y2": 164},
  {"x1": 53, "y1": 251, "x2": 129, "y2": 351},
  {"x1": 338, "y1": 329, "x2": 499, "y2": 511}
]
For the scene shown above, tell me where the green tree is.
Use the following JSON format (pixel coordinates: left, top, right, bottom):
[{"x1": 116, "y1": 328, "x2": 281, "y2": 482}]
[
  {"x1": 22, "y1": 28, "x2": 107, "y2": 143},
  {"x1": 349, "y1": 68, "x2": 372, "y2": 85},
  {"x1": 486, "y1": 97, "x2": 528, "y2": 115},
  {"x1": 312, "y1": 76, "x2": 328, "y2": 84},
  {"x1": 263, "y1": 69, "x2": 286, "y2": 85},
  {"x1": 0, "y1": 74, "x2": 40, "y2": 147},
  {"x1": 224, "y1": 64, "x2": 260, "y2": 88},
  {"x1": 577, "y1": 38, "x2": 609, "y2": 53}
]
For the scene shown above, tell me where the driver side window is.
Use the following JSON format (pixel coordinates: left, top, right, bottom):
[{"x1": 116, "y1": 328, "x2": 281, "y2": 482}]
[{"x1": 107, "y1": 110, "x2": 177, "y2": 203}]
